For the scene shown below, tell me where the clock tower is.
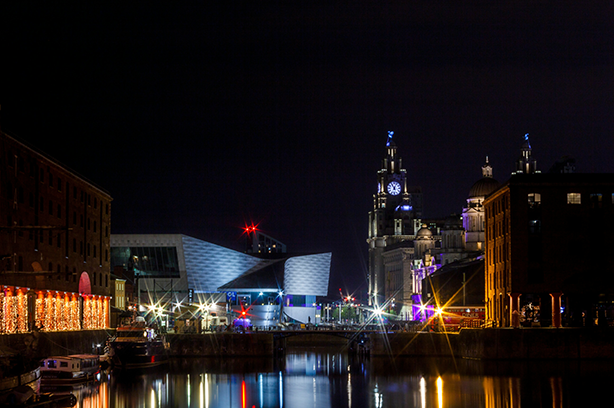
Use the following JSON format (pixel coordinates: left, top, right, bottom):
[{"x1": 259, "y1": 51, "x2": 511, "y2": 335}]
[{"x1": 367, "y1": 132, "x2": 422, "y2": 307}]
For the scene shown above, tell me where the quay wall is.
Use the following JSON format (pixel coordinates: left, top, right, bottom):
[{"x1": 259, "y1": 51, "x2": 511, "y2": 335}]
[
  {"x1": 167, "y1": 333, "x2": 275, "y2": 357},
  {"x1": 371, "y1": 328, "x2": 614, "y2": 359},
  {"x1": 3, "y1": 328, "x2": 614, "y2": 361},
  {"x1": 166, "y1": 332, "x2": 350, "y2": 356},
  {"x1": 0, "y1": 330, "x2": 110, "y2": 361},
  {"x1": 284, "y1": 333, "x2": 349, "y2": 347}
]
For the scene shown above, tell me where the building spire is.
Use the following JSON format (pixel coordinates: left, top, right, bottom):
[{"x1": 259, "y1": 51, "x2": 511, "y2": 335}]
[
  {"x1": 482, "y1": 156, "x2": 493, "y2": 178},
  {"x1": 383, "y1": 130, "x2": 401, "y2": 173},
  {"x1": 514, "y1": 133, "x2": 539, "y2": 174},
  {"x1": 386, "y1": 130, "x2": 394, "y2": 147}
]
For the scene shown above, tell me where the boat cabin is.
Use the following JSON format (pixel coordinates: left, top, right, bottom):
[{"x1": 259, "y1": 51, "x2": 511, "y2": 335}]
[{"x1": 40, "y1": 354, "x2": 100, "y2": 382}]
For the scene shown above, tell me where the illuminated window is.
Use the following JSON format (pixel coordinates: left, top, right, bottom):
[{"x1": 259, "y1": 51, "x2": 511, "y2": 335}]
[
  {"x1": 528, "y1": 193, "x2": 541, "y2": 207},
  {"x1": 567, "y1": 193, "x2": 581, "y2": 204},
  {"x1": 590, "y1": 193, "x2": 602, "y2": 208}
]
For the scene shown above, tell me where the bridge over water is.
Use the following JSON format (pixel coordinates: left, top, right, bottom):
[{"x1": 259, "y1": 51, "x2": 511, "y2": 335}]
[
  {"x1": 270, "y1": 329, "x2": 380, "y2": 354},
  {"x1": 270, "y1": 329, "x2": 380, "y2": 340}
]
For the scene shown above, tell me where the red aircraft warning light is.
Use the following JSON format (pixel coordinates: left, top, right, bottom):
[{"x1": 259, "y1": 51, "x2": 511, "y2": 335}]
[{"x1": 242, "y1": 222, "x2": 260, "y2": 236}]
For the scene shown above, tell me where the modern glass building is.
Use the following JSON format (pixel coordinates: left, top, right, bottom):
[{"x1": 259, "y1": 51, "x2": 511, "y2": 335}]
[{"x1": 110, "y1": 234, "x2": 331, "y2": 329}]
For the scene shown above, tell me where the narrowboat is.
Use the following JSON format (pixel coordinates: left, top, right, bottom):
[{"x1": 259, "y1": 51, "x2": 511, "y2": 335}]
[{"x1": 40, "y1": 354, "x2": 100, "y2": 384}]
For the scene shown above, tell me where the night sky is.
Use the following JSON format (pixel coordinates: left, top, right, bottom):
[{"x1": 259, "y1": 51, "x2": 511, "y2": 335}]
[{"x1": 3, "y1": 2, "x2": 614, "y2": 299}]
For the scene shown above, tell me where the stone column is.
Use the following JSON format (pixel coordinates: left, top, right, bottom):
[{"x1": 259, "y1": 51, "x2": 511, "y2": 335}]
[
  {"x1": 550, "y1": 293, "x2": 563, "y2": 328},
  {"x1": 509, "y1": 293, "x2": 522, "y2": 328}
]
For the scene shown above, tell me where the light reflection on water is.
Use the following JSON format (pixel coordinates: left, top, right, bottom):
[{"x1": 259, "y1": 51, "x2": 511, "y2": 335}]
[{"x1": 50, "y1": 349, "x2": 611, "y2": 408}]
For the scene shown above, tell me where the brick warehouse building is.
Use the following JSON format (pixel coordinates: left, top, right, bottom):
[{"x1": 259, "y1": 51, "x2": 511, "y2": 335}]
[
  {"x1": 484, "y1": 173, "x2": 614, "y2": 328},
  {"x1": 1, "y1": 131, "x2": 111, "y2": 332}
]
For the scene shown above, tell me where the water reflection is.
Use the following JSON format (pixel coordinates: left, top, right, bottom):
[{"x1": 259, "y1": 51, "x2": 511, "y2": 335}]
[
  {"x1": 39, "y1": 375, "x2": 109, "y2": 408},
  {"x1": 42, "y1": 349, "x2": 611, "y2": 407}
]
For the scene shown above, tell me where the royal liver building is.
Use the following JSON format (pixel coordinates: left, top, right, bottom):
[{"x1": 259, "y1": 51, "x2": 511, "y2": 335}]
[
  {"x1": 367, "y1": 132, "x2": 425, "y2": 314},
  {"x1": 367, "y1": 131, "x2": 496, "y2": 320}
]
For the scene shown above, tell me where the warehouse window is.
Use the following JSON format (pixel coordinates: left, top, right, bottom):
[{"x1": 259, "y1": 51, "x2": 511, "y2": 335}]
[
  {"x1": 567, "y1": 193, "x2": 581, "y2": 204},
  {"x1": 528, "y1": 193, "x2": 541, "y2": 208}
]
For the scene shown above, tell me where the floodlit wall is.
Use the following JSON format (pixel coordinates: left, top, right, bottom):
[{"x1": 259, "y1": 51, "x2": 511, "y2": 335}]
[
  {"x1": 182, "y1": 235, "x2": 268, "y2": 293},
  {"x1": 284, "y1": 253, "x2": 331, "y2": 296}
]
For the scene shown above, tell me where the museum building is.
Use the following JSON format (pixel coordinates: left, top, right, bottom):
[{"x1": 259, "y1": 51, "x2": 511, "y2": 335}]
[{"x1": 110, "y1": 234, "x2": 331, "y2": 328}]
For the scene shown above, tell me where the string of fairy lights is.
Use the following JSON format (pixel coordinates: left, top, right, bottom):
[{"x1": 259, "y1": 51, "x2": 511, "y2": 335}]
[
  {"x1": 1, "y1": 286, "x2": 109, "y2": 334},
  {"x1": 0, "y1": 287, "x2": 28, "y2": 333},
  {"x1": 82, "y1": 294, "x2": 109, "y2": 330}
]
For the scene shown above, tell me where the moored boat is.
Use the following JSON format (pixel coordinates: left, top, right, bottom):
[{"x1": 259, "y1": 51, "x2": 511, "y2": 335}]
[
  {"x1": 40, "y1": 354, "x2": 100, "y2": 384},
  {"x1": 109, "y1": 322, "x2": 170, "y2": 369}
]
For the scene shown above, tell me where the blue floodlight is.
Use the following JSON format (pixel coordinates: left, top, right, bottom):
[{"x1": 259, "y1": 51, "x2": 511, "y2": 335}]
[{"x1": 386, "y1": 131, "x2": 394, "y2": 146}]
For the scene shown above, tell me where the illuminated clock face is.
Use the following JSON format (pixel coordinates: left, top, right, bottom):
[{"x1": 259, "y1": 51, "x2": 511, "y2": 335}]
[{"x1": 387, "y1": 181, "x2": 401, "y2": 195}]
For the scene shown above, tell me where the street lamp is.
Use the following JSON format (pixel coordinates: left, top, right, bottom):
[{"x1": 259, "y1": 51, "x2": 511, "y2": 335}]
[{"x1": 197, "y1": 303, "x2": 212, "y2": 331}]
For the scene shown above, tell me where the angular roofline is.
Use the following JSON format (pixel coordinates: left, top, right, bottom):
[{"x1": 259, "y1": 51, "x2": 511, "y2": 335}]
[{"x1": 2, "y1": 130, "x2": 112, "y2": 198}]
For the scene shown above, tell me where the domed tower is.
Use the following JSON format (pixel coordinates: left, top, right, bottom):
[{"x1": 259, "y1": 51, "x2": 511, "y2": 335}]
[
  {"x1": 463, "y1": 157, "x2": 499, "y2": 251},
  {"x1": 441, "y1": 213, "x2": 466, "y2": 265},
  {"x1": 414, "y1": 224, "x2": 435, "y2": 260}
]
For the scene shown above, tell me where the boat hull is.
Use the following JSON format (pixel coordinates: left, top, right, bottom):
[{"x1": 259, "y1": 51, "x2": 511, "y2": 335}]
[
  {"x1": 110, "y1": 340, "x2": 169, "y2": 369},
  {"x1": 40, "y1": 370, "x2": 99, "y2": 385}
]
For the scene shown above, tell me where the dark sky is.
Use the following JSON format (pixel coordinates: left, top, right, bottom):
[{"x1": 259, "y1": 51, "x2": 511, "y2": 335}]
[{"x1": 3, "y1": 2, "x2": 614, "y2": 299}]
